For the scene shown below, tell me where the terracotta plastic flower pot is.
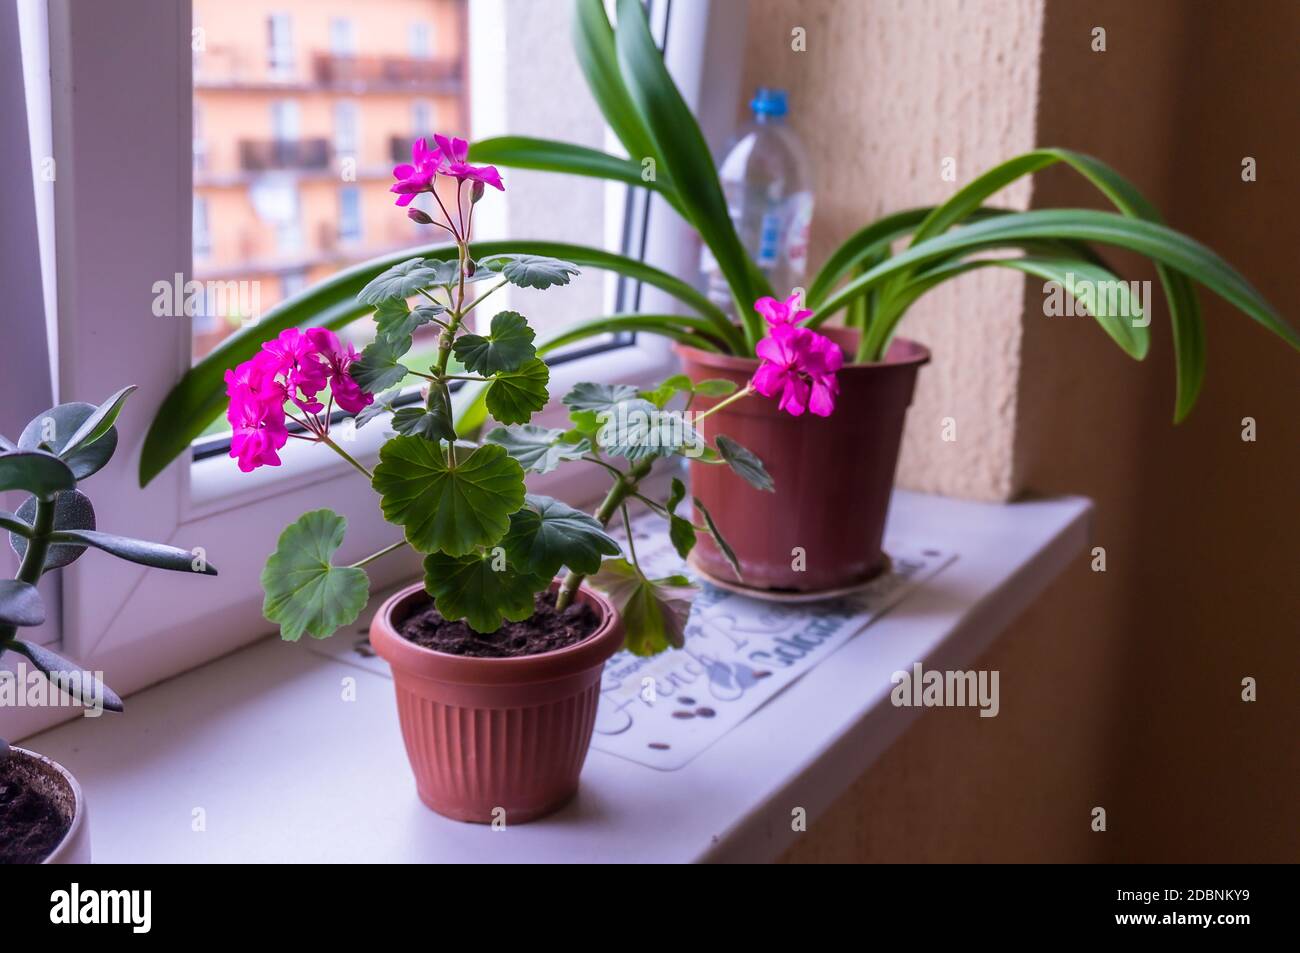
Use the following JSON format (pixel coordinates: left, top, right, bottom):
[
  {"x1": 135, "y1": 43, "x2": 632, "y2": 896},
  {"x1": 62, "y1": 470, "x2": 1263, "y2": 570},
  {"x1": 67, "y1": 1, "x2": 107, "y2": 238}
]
[
  {"x1": 678, "y1": 329, "x2": 930, "y2": 593},
  {"x1": 369, "y1": 580, "x2": 624, "y2": 824},
  {"x1": 2, "y1": 746, "x2": 91, "y2": 864}
]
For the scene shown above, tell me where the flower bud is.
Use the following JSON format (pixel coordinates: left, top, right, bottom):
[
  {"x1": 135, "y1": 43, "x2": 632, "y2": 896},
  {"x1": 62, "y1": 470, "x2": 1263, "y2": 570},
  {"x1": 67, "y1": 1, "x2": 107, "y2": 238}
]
[{"x1": 407, "y1": 207, "x2": 435, "y2": 225}]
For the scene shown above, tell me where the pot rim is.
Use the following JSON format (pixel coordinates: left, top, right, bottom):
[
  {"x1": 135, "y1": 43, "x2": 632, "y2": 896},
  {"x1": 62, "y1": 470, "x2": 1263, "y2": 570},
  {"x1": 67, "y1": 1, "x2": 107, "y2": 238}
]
[
  {"x1": 5, "y1": 745, "x2": 86, "y2": 864},
  {"x1": 675, "y1": 333, "x2": 932, "y2": 373},
  {"x1": 369, "y1": 578, "x2": 624, "y2": 685}
]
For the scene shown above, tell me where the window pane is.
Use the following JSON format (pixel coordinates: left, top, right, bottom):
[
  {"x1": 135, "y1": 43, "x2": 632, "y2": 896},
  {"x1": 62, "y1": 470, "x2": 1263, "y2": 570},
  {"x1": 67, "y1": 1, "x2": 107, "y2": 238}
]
[{"x1": 191, "y1": 0, "x2": 626, "y2": 390}]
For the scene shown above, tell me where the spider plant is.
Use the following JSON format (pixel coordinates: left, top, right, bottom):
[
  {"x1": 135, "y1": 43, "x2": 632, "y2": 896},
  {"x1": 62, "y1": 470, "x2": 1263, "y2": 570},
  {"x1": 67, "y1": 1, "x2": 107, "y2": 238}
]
[{"x1": 138, "y1": 0, "x2": 1297, "y2": 486}]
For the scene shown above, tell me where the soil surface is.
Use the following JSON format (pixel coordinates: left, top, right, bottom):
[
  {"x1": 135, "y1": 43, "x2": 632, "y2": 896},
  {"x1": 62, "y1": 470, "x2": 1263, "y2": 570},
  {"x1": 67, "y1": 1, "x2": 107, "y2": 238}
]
[
  {"x1": 400, "y1": 590, "x2": 599, "y2": 658},
  {"x1": 0, "y1": 769, "x2": 70, "y2": 864}
]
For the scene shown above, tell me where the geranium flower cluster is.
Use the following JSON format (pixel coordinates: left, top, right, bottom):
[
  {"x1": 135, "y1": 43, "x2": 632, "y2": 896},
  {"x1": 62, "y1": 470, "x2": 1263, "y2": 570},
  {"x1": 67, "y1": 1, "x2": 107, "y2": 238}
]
[
  {"x1": 751, "y1": 292, "x2": 843, "y2": 417},
  {"x1": 225, "y1": 328, "x2": 373, "y2": 472},
  {"x1": 391, "y1": 134, "x2": 504, "y2": 237}
]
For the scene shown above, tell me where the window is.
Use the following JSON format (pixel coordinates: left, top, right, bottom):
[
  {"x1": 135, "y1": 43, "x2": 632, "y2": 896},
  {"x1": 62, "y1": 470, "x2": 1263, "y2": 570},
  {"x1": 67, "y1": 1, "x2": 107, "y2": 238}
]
[
  {"x1": 267, "y1": 12, "x2": 294, "y2": 79},
  {"x1": 25, "y1": 0, "x2": 730, "y2": 723},
  {"x1": 410, "y1": 100, "x2": 433, "y2": 138},
  {"x1": 333, "y1": 100, "x2": 359, "y2": 157},
  {"x1": 329, "y1": 17, "x2": 356, "y2": 57},
  {"x1": 409, "y1": 22, "x2": 432, "y2": 59},
  {"x1": 338, "y1": 185, "x2": 362, "y2": 243}
]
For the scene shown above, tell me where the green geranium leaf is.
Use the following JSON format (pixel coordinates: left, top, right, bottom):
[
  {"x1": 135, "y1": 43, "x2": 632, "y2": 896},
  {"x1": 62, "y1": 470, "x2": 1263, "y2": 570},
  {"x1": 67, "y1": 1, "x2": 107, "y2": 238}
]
[
  {"x1": 692, "y1": 495, "x2": 742, "y2": 581},
  {"x1": 484, "y1": 424, "x2": 590, "y2": 474},
  {"x1": 504, "y1": 494, "x2": 621, "y2": 578},
  {"x1": 563, "y1": 381, "x2": 640, "y2": 414},
  {"x1": 352, "y1": 334, "x2": 412, "y2": 392},
  {"x1": 19, "y1": 402, "x2": 119, "y2": 480},
  {"x1": 590, "y1": 558, "x2": 696, "y2": 656},
  {"x1": 374, "y1": 298, "x2": 446, "y2": 341},
  {"x1": 423, "y1": 551, "x2": 546, "y2": 634},
  {"x1": 261, "y1": 509, "x2": 370, "y2": 642},
  {"x1": 391, "y1": 383, "x2": 456, "y2": 442},
  {"x1": 10, "y1": 490, "x2": 95, "y2": 571},
  {"x1": 0, "y1": 580, "x2": 45, "y2": 627},
  {"x1": 602, "y1": 401, "x2": 701, "y2": 463},
  {"x1": 715, "y1": 434, "x2": 774, "y2": 492},
  {"x1": 485, "y1": 357, "x2": 550, "y2": 425},
  {"x1": 452, "y1": 311, "x2": 537, "y2": 375},
  {"x1": 483, "y1": 254, "x2": 581, "y2": 290},
  {"x1": 372, "y1": 438, "x2": 525, "y2": 556},
  {"x1": 694, "y1": 378, "x2": 738, "y2": 397},
  {"x1": 353, "y1": 388, "x2": 402, "y2": 429},
  {"x1": 0, "y1": 451, "x2": 76, "y2": 501},
  {"x1": 6, "y1": 639, "x2": 122, "y2": 712},
  {"x1": 665, "y1": 477, "x2": 696, "y2": 560},
  {"x1": 358, "y1": 258, "x2": 447, "y2": 304},
  {"x1": 639, "y1": 374, "x2": 692, "y2": 409}
]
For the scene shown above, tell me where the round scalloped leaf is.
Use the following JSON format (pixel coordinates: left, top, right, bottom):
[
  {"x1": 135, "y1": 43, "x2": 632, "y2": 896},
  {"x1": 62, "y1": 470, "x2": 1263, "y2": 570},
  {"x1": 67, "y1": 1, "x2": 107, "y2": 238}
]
[
  {"x1": 357, "y1": 258, "x2": 448, "y2": 304},
  {"x1": 18, "y1": 402, "x2": 119, "y2": 480},
  {"x1": 260, "y1": 509, "x2": 370, "y2": 642},
  {"x1": 372, "y1": 438, "x2": 525, "y2": 556},
  {"x1": 487, "y1": 254, "x2": 581, "y2": 290},
  {"x1": 503, "y1": 494, "x2": 621, "y2": 578},
  {"x1": 452, "y1": 311, "x2": 537, "y2": 375},
  {"x1": 485, "y1": 357, "x2": 550, "y2": 425},
  {"x1": 10, "y1": 490, "x2": 96, "y2": 571},
  {"x1": 351, "y1": 334, "x2": 412, "y2": 392},
  {"x1": 484, "y1": 425, "x2": 590, "y2": 474},
  {"x1": 423, "y1": 551, "x2": 546, "y2": 634},
  {"x1": 590, "y1": 558, "x2": 696, "y2": 656},
  {"x1": 374, "y1": 299, "x2": 446, "y2": 341},
  {"x1": 562, "y1": 381, "x2": 640, "y2": 414}
]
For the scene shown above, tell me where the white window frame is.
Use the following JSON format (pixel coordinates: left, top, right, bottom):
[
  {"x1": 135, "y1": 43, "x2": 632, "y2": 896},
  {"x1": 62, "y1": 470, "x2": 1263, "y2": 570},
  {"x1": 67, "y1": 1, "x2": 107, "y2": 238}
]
[
  {"x1": 333, "y1": 99, "x2": 360, "y2": 157},
  {"x1": 267, "y1": 11, "x2": 294, "y2": 80},
  {"x1": 337, "y1": 184, "x2": 363, "y2": 243},
  {"x1": 29, "y1": 0, "x2": 746, "y2": 729},
  {"x1": 408, "y1": 21, "x2": 432, "y2": 60}
]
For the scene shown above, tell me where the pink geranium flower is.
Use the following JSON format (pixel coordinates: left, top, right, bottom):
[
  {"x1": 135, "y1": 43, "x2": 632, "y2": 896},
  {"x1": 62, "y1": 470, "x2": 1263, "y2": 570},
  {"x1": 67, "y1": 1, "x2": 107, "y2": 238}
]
[
  {"x1": 754, "y1": 291, "x2": 812, "y2": 327},
  {"x1": 752, "y1": 323, "x2": 843, "y2": 417},
  {"x1": 433, "y1": 133, "x2": 505, "y2": 191},
  {"x1": 390, "y1": 137, "x2": 442, "y2": 207},
  {"x1": 225, "y1": 327, "x2": 375, "y2": 472}
]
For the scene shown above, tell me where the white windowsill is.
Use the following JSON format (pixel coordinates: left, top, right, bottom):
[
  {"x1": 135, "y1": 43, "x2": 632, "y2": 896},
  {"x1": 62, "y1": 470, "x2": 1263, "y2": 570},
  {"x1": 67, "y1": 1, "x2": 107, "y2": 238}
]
[{"x1": 25, "y1": 490, "x2": 1091, "y2": 863}]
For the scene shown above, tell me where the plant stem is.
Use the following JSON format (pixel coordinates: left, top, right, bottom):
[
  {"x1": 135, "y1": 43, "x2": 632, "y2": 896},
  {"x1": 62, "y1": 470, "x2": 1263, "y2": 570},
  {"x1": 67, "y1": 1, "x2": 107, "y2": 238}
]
[
  {"x1": 459, "y1": 278, "x2": 509, "y2": 317},
  {"x1": 694, "y1": 382, "x2": 755, "y2": 423},
  {"x1": 621, "y1": 504, "x2": 640, "y2": 571},
  {"x1": 349, "y1": 540, "x2": 408, "y2": 569},
  {"x1": 555, "y1": 457, "x2": 654, "y2": 611},
  {"x1": 0, "y1": 496, "x2": 54, "y2": 649},
  {"x1": 318, "y1": 432, "x2": 373, "y2": 481}
]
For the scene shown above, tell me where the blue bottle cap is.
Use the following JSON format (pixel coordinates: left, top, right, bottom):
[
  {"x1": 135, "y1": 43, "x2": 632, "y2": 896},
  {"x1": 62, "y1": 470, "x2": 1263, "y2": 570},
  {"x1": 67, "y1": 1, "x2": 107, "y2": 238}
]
[{"x1": 750, "y1": 87, "x2": 788, "y2": 119}]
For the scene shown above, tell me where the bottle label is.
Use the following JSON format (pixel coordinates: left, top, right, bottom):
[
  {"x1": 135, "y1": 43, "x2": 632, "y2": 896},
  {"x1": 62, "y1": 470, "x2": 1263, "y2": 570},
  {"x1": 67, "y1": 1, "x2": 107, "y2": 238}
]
[
  {"x1": 757, "y1": 211, "x2": 782, "y2": 268},
  {"x1": 784, "y1": 192, "x2": 814, "y2": 277}
]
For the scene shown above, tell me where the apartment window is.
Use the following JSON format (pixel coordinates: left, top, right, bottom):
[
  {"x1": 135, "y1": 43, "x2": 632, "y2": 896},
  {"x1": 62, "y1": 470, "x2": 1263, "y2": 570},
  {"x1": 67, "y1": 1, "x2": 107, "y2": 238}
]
[
  {"x1": 267, "y1": 12, "x2": 294, "y2": 79},
  {"x1": 270, "y1": 99, "x2": 299, "y2": 142},
  {"x1": 334, "y1": 100, "x2": 359, "y2": 157},
  {"x1": 280, "y1": 269, "x2": 308, "y2": 299},
  {"x1": 410, "y1": 100, "x2": 432, "y2": 138},
  {"x1": 409, "y1": 22, "x2": 432, "y2": 59},
  {"x1": 338, "y1": 186, "x2": 362, "y2": 243},
  {"x1": 329, "y1": 17, "x2": 356, "y2": 57}
]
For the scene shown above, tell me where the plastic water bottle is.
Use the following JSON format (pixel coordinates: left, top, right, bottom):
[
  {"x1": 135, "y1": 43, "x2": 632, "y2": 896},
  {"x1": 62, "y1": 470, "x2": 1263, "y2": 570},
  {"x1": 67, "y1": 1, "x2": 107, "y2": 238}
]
[{"x1": 704, "y1": 88, "x2": 814, "y2": 316}]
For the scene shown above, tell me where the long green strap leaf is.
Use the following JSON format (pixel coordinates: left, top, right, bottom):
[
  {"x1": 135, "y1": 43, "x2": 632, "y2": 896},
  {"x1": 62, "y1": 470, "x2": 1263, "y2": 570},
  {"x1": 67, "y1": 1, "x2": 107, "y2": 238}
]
[
  {"x1": 573, "y1": 0, "x2": 661, "y2": 169},
  {"x1": 139, "y1": 239, "x2": 728, "y2": 486},
  {"x1": 612, "y1": 0, "x2": 771, "y2": 345}
]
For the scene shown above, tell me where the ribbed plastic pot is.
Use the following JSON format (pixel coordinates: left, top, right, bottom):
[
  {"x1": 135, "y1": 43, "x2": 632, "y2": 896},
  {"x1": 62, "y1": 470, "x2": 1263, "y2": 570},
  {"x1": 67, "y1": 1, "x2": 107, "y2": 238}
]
[
  {"x1": 677, "y1": 330, "x2": 930, "y2": 593},
  {"x1": 3, "y1": 746, "x2": 91, "y2": 864},
  {"x1": 369, "y1": 580, "x2": 624, "y2": 824}
]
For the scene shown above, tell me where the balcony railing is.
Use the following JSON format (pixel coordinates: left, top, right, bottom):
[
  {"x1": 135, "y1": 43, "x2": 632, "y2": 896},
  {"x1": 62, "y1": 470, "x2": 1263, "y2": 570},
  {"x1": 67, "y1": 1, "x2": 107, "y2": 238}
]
[
  {"x1": 239, "y1": 138, "x2": 332, "y2": 172},
  {"x1": 312, "y1": 53, "x2": 463, "y2": 90}
]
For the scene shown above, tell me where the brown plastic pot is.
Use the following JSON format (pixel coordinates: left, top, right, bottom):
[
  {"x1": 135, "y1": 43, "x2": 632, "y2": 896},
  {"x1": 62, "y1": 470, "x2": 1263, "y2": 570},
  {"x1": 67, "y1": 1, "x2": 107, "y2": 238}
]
[
  {"x1": 369, "y1": 580, "x2": 624, "y2": 824},
  {"x1": 2, "y1": 746, "x2": 91, "y2": 864},
  {"x1": 678, "y1": 329, "x2": 930, "y2": 593}
]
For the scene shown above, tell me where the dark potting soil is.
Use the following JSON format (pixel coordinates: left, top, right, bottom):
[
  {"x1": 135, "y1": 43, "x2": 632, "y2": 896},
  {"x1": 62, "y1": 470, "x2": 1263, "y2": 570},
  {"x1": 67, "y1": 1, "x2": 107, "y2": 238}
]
[
  {"x1": 400, "y1": 590, "x2": 599, "y2": 659},
  {"x1": 0, "y1": 769, "x2": 70, "y2": 864}
]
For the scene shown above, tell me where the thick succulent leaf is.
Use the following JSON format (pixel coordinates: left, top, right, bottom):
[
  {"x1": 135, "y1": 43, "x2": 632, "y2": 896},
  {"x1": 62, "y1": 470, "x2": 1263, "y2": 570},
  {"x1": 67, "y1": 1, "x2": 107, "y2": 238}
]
[
  {"x1": 372, "y1": 438, "x2": 525, "y2": 556},
  {"x1": 485, "y1": 357, "x2": 550, "y2": 425},
  {"x1": 50, "y1": 529, "x2": 218, "y2": 576},
  {"x1": 0, "y1": 451, "x2": 76, "y2": 501},
  {"x1": 664, "y1": 478, "x2": 696, "y2": 560},
  {"x1": 351, "y1": 333, "x2": 412, "y2": 392},
  {"x1": 261, "y1": 509, "x2": 369, "y2": 641},
  {"x1": 19, "y1": 402, "x2": 119, "y2": 480},
  {"x1": 590, "y1": 557, "x2": 696, "y2": 656},
  {"x1": 0, "y1": 580, "x2": 45, "y2": 627},
  {"x1": 422, "y1": 551, "x2": 545, "y2": 634},
  {"x1": 0, "y1": 510, "x2": 31, "y2": 537},
  {"x1": 563, "y1": 381, "x2": 640, "y2": 414},
  {"x1": 484, "y1": 425, "x2": 590, "y2": 474},
  {"x1": 482, "y1": 254, "x2": 581, "y2": 290},
  {"x1": 59, "y1": 386, "x2": 135, "y2": 463},
  {"x1": 357, "y1": 258, "x2": 447, "y2": 304},
  {"x1": 503, "y1": 494, "x2": 621, "y2": 578},
  {"x1": 692, "y1": 495, "x2": 742, "y2": 581},
  {"x1": 715, "y1": 434, "x2": 775, "y2": 492},
  {"x1": 452, "y1": 310, "x2": 537, "y2": 374},
  {"x1": 6, "y1": 639, "x2": 123, "y2": 712},
  {"x1": 374, "y1": 298, "x2": 446, "y2": 341},
  {"x1": 10, "y1": 490, "x2": 95, "y2": 571}
]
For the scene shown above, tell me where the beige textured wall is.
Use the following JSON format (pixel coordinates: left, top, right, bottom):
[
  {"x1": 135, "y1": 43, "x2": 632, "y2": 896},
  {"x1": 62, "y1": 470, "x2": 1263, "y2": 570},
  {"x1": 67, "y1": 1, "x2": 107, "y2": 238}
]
[
  {"x1": 748, "y1": 0, "x2": 1300, "y2": 862},
  {"x1": 741, "y1": 0, "x2": 1045, "y2": 500}
]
